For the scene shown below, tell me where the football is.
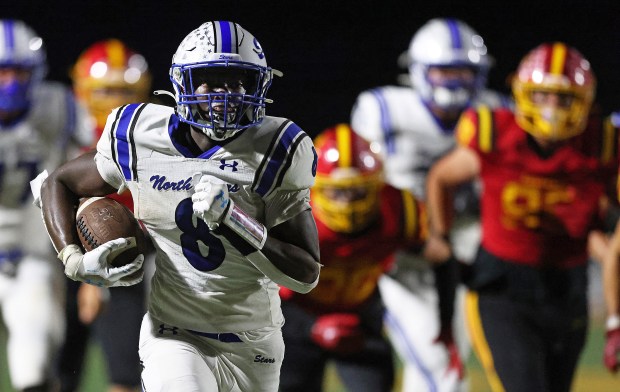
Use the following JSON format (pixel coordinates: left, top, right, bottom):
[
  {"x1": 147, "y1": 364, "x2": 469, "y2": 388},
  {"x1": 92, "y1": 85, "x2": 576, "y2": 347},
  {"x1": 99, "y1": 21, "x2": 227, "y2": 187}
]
[{"x1": 76, "y1": 197, "x2": 147, "y2": 267}]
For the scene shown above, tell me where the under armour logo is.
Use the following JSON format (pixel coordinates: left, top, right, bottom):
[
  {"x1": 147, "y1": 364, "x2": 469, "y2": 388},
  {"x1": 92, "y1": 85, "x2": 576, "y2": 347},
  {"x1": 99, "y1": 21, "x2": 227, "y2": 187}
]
[
  {"x1": 219, "y1": 160, "x2": 239, "y2": 172},
  {"x1": 227, "y1": 184, "x2": 240, "y2": 193},
  {"x1": 158, "y1": 324, "x2": 179, "y2": 335}
]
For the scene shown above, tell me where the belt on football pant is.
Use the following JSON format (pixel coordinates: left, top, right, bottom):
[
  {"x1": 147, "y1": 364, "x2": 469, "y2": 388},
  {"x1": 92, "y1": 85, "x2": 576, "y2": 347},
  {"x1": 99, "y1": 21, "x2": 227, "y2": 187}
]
[{"x1": 186, "y1": 329, "x2": 243, "y2": 343}]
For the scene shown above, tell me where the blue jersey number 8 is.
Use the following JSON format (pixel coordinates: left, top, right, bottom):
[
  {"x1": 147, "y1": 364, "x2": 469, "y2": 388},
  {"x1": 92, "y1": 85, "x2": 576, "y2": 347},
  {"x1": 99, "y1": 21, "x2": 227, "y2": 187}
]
[{"x1": 175, "y1": 198, "x2": 226, "y2": 271}]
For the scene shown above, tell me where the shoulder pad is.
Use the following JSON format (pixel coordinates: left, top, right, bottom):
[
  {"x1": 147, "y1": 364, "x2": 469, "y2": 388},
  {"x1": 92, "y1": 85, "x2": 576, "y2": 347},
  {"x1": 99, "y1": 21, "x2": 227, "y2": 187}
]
[
  {"x1": 456, "y1": 105, "x2": 495, "y2": 153},
  {"x1": 252, "y1": 120, "x2": 316, "y2": 198},
  {"x1": 100, "y1": 103, "x2": 173, "y2": 182}
]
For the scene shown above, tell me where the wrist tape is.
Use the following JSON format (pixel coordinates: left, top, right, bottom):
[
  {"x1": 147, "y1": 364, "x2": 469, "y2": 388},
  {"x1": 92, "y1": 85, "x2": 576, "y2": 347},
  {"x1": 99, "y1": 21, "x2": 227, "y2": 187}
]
[
  {"x1": 222, "y1": 200, "x2": 267, "y2": 250},
  {"x1": 57, "y1": 244, "x2": 83, "y2": 279}
]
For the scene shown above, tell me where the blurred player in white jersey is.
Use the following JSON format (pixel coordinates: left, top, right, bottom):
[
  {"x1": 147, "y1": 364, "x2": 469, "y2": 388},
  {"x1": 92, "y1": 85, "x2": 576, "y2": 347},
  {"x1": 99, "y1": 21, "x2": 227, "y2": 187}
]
[
  {"x1": 0, "y1": 19, "x2": 91, "y2": 391},
  {"x1": 58, "y1": 39, "x2": 152, "y2": 392},
  {"x1": 35, "y1": 20, "x2": 321, "y2": 392},
  {"x1": 351, "y1": 18, "x2": 509, "y2": 392}
]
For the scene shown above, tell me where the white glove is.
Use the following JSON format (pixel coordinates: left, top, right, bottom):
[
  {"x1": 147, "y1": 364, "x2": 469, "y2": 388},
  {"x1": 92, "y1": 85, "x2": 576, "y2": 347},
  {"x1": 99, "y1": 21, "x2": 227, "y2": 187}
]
[
  {"x1": 58, "y1": 238, "x2": 144, "y2": 287},
  {"x1": 29, "y1": 169, "x2": 48, "y2": 208},
  {"x1": 192, "y1": 177, "x2": 232, "y2": 230}
]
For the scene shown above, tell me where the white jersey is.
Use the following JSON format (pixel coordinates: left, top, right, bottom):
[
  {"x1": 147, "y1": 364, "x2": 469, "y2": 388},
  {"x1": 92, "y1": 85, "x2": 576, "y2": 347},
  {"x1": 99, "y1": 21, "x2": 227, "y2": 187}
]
[
  {"x1": 0, "y1": 81, "x2": 91, "y2": 258},
  {"x1": 0, "y1": 81, "x2": 90, "y2": 390},
  {"x1": 352, "y1": 85, "x2": 509, "y2": 392},
  {"x1": 351, "y1": 85, "x2": 508, "y2": 200},
  {"x1": 95, "y1": 103, "x2": 316, "y2": 333}
]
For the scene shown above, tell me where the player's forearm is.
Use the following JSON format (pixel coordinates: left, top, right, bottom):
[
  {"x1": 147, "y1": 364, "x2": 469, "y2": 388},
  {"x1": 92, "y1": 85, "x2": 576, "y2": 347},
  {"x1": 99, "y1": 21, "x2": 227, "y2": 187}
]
[
  {"x1": 426, "y1": 147, "x2": 479, "y2": 236},
  {"x1": 261, "y1": 237, "x2": 321, "y2": 284},
  {"x1": 426, "y1": 165, "x2": 456, "y2": 237},
  {"x1": 40, "y1": 170, "x2": 82, "y2": 253},
  {"x1": 40, "y1": 151, "x2": 117, "y2": 253},
  {"x1": 220, "y1": 205, "x2": 320, "y2": 284}
]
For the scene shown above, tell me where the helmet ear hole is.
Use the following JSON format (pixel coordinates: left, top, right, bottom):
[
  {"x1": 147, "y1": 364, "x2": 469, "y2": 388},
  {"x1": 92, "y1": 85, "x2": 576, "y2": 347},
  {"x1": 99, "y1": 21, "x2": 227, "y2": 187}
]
[{"x1": 169, "y1": 21, "x2": 276, "y2": 141}]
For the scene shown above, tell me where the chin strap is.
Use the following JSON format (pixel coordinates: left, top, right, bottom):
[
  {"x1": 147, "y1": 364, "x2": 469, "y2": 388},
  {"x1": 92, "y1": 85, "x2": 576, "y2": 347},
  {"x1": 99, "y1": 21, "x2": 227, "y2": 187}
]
[{"x1": 153, "y1": 90, "x2": 176, "y2": 100}]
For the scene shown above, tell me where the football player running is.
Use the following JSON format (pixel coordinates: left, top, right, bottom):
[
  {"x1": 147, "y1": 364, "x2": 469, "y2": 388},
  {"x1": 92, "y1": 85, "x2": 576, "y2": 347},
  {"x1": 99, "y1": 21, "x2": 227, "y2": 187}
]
[
  {"x1": 35, "y1": 21, "x2": 320, "y2": 392},
  {"x1": 0, "y1": 19, "x2": 92, "y2": 392},
  {"x1": 350, "y1": 18, "x2": 508, "y2": 392},
  {"x1": 426, "y1": 42, "x2": 618, "y2": 391},
  {"x1": 279, "y1": 124, "x2": 427, "y2": 391},
  {"x1": 58, "y1": 39, "x2": 152, "y2": 392}
]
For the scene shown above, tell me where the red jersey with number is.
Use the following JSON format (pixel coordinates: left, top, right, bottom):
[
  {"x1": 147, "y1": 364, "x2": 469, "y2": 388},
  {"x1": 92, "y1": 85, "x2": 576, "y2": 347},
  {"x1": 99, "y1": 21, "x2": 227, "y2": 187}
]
[
  {"x1": 456, "y1": 106, "x2": 618, "y2": 268},
  {"x1": 283, "y1": 185, "x2": 426, "y2": 313}
]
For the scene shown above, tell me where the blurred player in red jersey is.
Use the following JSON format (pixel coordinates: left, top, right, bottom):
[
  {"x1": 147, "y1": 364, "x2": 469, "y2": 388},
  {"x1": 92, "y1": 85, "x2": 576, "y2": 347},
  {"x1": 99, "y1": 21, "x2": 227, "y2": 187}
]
[
  {"x1": 425, "y1": 43, "x2": 618, "y2": 391},
  {"x1": 279, "y1": 124, "x2": 439, "y2": 391},
  {"x1": 58, "y1": 39, "x2": 151, "y2": 392}
]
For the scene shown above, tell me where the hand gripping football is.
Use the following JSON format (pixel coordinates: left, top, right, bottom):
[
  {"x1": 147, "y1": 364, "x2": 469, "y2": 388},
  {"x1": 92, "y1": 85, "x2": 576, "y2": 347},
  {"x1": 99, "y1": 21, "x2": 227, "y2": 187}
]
[{"x1": 76, "y1": 197, "x2": 147, "y2": 267}]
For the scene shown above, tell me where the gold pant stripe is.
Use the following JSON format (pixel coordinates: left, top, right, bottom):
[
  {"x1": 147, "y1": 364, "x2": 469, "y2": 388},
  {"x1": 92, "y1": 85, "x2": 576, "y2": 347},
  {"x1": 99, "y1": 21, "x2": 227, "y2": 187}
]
[{"x1": 465, "y1": 291, "x2": 505, "y2": 392}]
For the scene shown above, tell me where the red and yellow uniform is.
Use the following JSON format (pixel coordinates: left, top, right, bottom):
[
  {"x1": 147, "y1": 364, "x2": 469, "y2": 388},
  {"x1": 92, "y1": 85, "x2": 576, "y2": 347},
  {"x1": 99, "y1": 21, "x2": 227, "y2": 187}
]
[
  {"x1": 457, "y1": 105, "x2": 618, "y2": 268},
  {"x1": 280, "y1": 123, "x2": 426, "y2": 392},
  {"x1": 287, "y1": 184, "x2": 426, "y2": 313},
  {"x1": 427, "y1": 42, "x2": 617, "y2": 392},
  {"x1": 456, "y1": 104, "x2": 618, "y2": 392}
]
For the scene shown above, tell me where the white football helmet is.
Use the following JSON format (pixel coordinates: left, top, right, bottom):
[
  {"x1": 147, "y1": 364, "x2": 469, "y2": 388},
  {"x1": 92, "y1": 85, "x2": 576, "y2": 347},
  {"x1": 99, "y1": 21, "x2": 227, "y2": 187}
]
[
  {"x1": 169, "y1": 21, "x2": 281, "y2": 140},
  {"x1": 0, "y1": 19, "x2": 47, "y2": 113},
  {"x1": 406, "y1": 18, "x2": 490, "y2": 112}
]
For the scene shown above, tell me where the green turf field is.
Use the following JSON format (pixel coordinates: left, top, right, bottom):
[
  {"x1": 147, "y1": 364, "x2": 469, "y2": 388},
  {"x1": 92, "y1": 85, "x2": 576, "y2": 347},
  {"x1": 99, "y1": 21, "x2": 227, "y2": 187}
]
[{"x1": 1, "y1": 317, "x2": 619, "y2": 392}]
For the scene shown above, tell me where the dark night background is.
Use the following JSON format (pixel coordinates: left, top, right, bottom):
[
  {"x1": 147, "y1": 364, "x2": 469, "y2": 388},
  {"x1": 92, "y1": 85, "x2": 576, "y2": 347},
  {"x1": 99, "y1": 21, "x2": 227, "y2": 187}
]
[{"x1": 7, "y1": 0, "x2": 620, "y2": 138}]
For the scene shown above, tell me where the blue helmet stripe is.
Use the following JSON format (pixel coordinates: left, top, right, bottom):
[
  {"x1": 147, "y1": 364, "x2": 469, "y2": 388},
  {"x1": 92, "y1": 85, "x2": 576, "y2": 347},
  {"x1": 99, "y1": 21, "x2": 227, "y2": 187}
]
[
  {"x1": 255, "y1": 122, "x2": 304, "y2": 197},
  {"x1": 4, "y1": 20, "x2": 14, "y2": 53},
  {"x1": 446, "y1": 18, "x2": 462, "y2": 49},
  {"x1": 217, "y1": 21, "x2": 233, "y2": 53},
  {"x1": 113, "y1": 103, "x2": 141, "y2": 180}
]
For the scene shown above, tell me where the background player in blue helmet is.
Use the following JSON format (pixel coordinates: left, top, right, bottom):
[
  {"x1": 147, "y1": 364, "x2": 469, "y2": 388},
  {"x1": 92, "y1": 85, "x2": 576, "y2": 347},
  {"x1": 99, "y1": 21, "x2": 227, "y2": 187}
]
[
  {"x1": 0, "y1": 19, "x2": 91, "y2": 392},
  {"x1": 351, "y1": 17, "x2": 510, "y2": 391}
]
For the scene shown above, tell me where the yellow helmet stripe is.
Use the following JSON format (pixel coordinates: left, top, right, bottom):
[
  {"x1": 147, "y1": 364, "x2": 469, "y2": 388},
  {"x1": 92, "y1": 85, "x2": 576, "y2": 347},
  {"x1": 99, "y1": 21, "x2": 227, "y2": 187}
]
[
  {"x1": 106, "y1": 39, "x2": 126, "y2": 68},
  {"x1": 335, "y1": 124, "x2": 352, "y2": 168},
  {"x1": 477, "y1": 105, "x2": 493, "y2": 153},
  {"x1": 401, "y1": 190, "x2": 418, "y2": 240},
  {"x1": 550, "y1": 42, "x2": 567, "y2": 76}
]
